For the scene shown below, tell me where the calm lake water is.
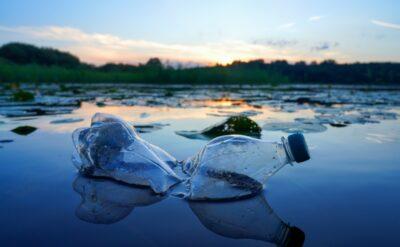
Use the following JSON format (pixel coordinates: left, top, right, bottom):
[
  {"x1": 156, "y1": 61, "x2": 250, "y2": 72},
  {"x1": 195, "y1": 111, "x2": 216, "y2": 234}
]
[{"x1": 1, "y1": 84, "x2": 399, "y2": 246}]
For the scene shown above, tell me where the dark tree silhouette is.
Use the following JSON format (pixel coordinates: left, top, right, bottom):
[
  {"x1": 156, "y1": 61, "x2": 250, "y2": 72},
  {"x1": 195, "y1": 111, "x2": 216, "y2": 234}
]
[
  {"x1": 0, "y1": 42, "x2": 81, "y2": 68},
  {"x1": 0, "y1": 42, "x2": 399, "y2": 84}
]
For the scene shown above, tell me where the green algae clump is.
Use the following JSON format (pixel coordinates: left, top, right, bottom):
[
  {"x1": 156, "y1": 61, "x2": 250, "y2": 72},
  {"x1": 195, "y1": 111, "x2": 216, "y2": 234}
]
[{"x1": 13, "y1": 90, "x2": 35, "y2": 102}]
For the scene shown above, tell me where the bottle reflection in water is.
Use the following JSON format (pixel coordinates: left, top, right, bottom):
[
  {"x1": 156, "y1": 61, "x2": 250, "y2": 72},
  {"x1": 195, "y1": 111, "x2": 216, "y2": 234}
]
[
  {"x1": 73, "y1": 177, "x2": 305, "y2": 246},
  {"x1": 190, "y1": 194, "x2": 305, "y2": 247},
  {"x1": 73, "y1": 176, "x2": 164, "y2": 224}
]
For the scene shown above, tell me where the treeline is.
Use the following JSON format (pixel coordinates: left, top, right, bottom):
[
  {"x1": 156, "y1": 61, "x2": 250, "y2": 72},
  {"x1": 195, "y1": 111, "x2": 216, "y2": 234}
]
[{"x1": 0, "y1": 42, "x2": 399, "y2": 84}]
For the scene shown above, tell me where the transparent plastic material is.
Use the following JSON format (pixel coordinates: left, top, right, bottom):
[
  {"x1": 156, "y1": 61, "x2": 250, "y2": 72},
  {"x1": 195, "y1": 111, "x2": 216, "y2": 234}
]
[
  {"x1": 72, "y1": 113, "x2": 303, "y2": 200},
  {"x1": 182, "y1": 135, "x2": 295, "y2": 200},
  {"x1": 72, "y1": 113, "x2": 182, "y2": 193}
]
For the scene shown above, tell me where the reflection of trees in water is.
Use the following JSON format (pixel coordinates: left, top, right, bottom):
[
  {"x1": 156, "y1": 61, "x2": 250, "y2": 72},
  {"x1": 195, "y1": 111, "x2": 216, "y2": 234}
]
[{"x1": 73, "y1": 176, "x2": 305, "y2": 246}]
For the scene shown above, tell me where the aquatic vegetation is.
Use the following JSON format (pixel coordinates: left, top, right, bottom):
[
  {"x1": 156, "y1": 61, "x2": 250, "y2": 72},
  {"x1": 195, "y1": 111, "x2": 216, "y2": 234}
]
[
  {"x1": 0, "y1": 139, "x2": 13, "y2": 143},
  {"x1": 12, "y1": 90, "x2": 34, "y2": 102},
  {"x1": 0, "y1": 106, "x2": 77, "y2": 117},
  {"x1": 0, "y1": 83, "x2": 399, "y2": 137},
  {"x1": 207, "y1": 109, "x2": 262, "y2": 117},
  {"x1": 176, "y1": 116, "x2": 262, "y2": 140},
  {"x1": 11, "y1": 125, "x2": 37, "y2": 135},
  {"x1": 50, "y1": 118, "x2": 84, "y2": 124},
  {"x1": 263, "y1": 121, "x2": 327, "y2": 133},
  {"x1": 133, "y1": 123, "x2": 169, "y2": 133},
  {"x1": 140, "y1": 112, "x2": 150, "y2": 118},
  {"x1": 202, "y1": 116, "x2": 261, "y2": 136}
]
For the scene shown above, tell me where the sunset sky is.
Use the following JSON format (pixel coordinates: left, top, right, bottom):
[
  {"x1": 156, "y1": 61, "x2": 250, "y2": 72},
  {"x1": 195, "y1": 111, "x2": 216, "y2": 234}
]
[{"x1": 0, "y1": 0, "x2": 399, "y2": 65}]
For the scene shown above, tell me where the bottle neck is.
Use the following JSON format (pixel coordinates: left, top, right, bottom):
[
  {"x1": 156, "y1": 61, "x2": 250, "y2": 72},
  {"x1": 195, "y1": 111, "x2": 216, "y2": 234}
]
[{"x1": 281, "y1": 137, "x2": 296, "y2": 164}]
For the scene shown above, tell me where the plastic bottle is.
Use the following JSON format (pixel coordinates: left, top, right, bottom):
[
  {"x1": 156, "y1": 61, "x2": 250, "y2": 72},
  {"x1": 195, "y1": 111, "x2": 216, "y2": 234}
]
[
  {"x1": 72, "y1": 113, "x2": 182, "y2": 194},
  {"x1": 72, "y1": 113, "x2": 310, "y2": 200},
  {"x1": 181, "y1": 134, "x2": 309, "y2": 200}
]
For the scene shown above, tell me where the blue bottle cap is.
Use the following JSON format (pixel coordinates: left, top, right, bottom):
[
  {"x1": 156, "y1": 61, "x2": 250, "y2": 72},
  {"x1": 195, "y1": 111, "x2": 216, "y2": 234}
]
[{"x1": 288, "y1": 133, "x2": 310, "y2": 163}]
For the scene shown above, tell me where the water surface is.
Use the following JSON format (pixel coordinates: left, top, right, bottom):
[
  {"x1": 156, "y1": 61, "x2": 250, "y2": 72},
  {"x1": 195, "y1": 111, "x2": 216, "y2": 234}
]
[{"x1": 1, "y1": 84, "x2": 399, "y2": 246}]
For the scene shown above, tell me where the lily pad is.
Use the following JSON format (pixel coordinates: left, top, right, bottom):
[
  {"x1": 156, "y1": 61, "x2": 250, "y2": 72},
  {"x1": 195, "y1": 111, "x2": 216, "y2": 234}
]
[
  {"x1": 263, "y1": 121, "x2": 327, "y2": 133},
  {"x1": 315, "y1": 114, "x2": 379, "y2": 127},
  {"x1": 13, "y1": 90, "x2": 35, "y2": 102},
  {"x1": 11, "y1": 126, "x2": 37, "y2": 135},
  {"x1": 140, "y1": 112, "x2": 150, "y2": 118},
  {"x1": 207, "y1": 110, "x2": 262, "y2": 117},
  {"x1": 133, "y1": 123, "x2": 169, "y2": 133},
  {"x1": 50, "y1": 118, "x2": 84, "y2": 124},
  {"x1": 0, "y1": 139, "x2": 13, "y2": 143}
]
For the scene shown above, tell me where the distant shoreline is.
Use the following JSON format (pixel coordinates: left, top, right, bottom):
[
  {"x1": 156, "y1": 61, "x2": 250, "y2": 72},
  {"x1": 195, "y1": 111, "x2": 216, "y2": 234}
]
[{"x1": 1, "y1": 42, "x2": 399, "y2": 84}]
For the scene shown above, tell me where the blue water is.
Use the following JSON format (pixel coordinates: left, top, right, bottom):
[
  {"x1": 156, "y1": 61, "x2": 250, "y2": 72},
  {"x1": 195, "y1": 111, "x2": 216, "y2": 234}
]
[{"x1": 1, "y1": 85, "x2": 399, "y2": 246}]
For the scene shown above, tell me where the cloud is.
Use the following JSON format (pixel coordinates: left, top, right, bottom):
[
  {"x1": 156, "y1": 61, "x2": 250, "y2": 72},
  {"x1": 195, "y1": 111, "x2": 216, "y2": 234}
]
[
  {"x1": 311, "y1": 42, "x2": 339, "y2": 51},
  {"x1": 309, "y1": 15, "x2": 325, "y2": 22},
  {"x1": 371, "y1": 19, "x2": 400, "y2": 30},
  {"x1": 252, "y1": 39, "x2": 298, "y2": 48},
  {"x1": 0, "y1": 25, "x2": 347, "y2": 64},
  {"x1": 278, "y1": 22, "x2": 295, "y2": 29}
]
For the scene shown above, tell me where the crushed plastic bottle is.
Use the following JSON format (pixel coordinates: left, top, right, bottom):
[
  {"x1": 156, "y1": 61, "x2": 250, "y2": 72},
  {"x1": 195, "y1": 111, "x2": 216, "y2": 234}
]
[
  {"x1": 72, "y1": 113, "x2": 310, "y2": 200},
  {"x1": 181, "y1": 133, "x2": 310, "y2": 200},
  {"x1": 72, "y1": 113, "x2": 182, "y2": 194}
]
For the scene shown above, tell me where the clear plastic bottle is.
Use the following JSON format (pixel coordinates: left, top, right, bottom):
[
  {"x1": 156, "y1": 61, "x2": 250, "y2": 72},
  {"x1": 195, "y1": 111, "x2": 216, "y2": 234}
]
[
  {"x1": 72, "y1": 113, "x2": 182, "y2": 194},
  {"x1": 181, "y1": 133, "x2": 309, "y2": 200},
  {"x1": 72, "y1": 113, "x2": 310, "y2": 200}
]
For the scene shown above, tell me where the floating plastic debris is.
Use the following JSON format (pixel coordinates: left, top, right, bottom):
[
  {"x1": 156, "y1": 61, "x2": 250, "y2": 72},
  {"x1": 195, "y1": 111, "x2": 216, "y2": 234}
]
[
  {"x1": 50, "y1": 118, "x2": 84, "y2": 124},
  {"x1": 72, "y1": 114, "x2": 310, "y2": 201},
  {"x1": 72, "y1": 113, "x2": 182, "y2": 193},
  {"x1": 181, "y1": 133, "x2": 310, "y2": 200},
  {"x1": 11, "y1": 126, "x2": 37, "y2": 136},
  {"x1": 176, "y1": 116, "x2": 262, "y2": 140}
]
